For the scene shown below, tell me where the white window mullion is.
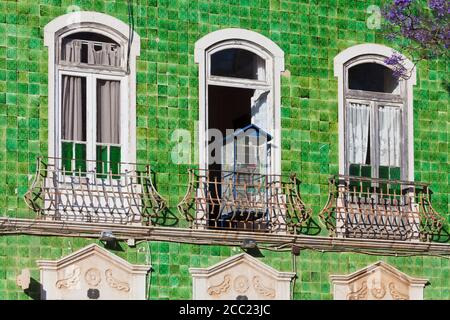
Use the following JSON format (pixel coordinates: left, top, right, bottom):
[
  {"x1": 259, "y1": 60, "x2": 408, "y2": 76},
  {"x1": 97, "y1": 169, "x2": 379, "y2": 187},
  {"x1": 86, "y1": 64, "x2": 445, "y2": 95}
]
[
  {"x1": 120, "y1": 77, "x2": 127, "y2": 167},
  {"x1": 371, "y1": 101, "x2": 379, "y2": 179},
  {"x1": 57, "y1": 70, "x2": 62, "y2": 168},
  {"x1": 86, "y1": 74, "x2": 96, "y2": 172}
]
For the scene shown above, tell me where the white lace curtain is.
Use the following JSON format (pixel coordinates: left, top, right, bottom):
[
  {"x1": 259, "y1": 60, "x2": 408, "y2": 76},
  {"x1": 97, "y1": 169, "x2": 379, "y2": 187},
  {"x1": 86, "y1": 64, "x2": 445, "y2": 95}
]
[
  {"x1": 347, "y1": 102, "x2": 401, "y2": 167},
  {"x1": 64, "y1": 39, "x2": 121, "y2": 67},
  {"x1": 348, "y1": 102, "x2": 370, "y2": 165},
  {"x1": 379, "y1": 106, "x2": 401, "y2": 167}
]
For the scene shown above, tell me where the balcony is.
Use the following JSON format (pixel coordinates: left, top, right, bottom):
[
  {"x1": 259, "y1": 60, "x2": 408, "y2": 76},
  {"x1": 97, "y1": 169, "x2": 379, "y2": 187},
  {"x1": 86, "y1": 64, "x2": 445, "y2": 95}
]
[
  {"x1": 177, "y1": 169, "x2": 312, "y2": 233},
  {"x1": 319, "y1": 175, "x2": 445, "y2": 241},
  {"x1": 24, "y1": 157, "x2": 167, "y2": 224}
]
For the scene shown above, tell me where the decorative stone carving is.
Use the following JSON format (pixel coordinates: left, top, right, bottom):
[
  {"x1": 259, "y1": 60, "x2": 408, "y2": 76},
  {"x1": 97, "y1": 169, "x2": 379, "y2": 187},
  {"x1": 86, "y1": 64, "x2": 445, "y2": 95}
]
[
  {"x1": 56, "y1": 265, "x2": 81, "y2": 289},
  {"x1": 330, "y1": 261, "x2": 427, "y2": 300},
  {"x1": 389, "y1": 282, "x2": 409, "y2": 300},
  {"x1": 370, "y1": 278, "x2": 386, "y2": 299},
  {"x1": 84, "y1": 268, "x2": 101, "y2": 287},
  {"x1": 347, "y1": 281, "x2": 368, "y2": 300},
  {"x1": 252, "y1": 276, "x2": 276, "y2": 298},
  {"x1": 16, "y1": 269, "x2": 31, "y2": 290},
  {"x1": 233, "y1": 275, "x2": 249, "y2": 294},
  {"x1": 190, "y1": 253, "x2": 295, "y2": 300},
  {"x1": 38, "y1": 243, "x2": 150, "y2": 300},
  {"x1": 105, "y1": 269, "x2": 130, "y2": 292},
  {"x1": 207, "y1": 274, "x2": 232, "y2": 296}
]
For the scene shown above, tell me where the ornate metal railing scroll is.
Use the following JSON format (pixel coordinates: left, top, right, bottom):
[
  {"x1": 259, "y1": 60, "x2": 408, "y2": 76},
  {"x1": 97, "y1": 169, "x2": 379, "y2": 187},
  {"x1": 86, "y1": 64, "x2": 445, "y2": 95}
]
[
  {"x1": 177, "y1": 169, "x2": 312, "y2": 233},
  {"x1": 24, "y1": 157, "x2": 167, "y2": 225},
  {"x1": 319, "y1": 175, "x2": 444, "y2": 241}
]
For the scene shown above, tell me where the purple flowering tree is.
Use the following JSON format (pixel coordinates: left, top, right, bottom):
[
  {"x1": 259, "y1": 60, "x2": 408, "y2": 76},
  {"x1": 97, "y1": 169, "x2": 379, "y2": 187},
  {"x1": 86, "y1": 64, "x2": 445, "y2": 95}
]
[{"x1": 382, "y1": 0, "x2": 449, "y2": 79}]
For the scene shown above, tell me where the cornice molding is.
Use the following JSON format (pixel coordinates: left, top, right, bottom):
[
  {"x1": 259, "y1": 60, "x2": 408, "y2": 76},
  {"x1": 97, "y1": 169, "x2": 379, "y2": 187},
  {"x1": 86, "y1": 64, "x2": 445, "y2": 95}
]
[{"x1": 1, "y1": 217, "x2": 450, "y2": 256}]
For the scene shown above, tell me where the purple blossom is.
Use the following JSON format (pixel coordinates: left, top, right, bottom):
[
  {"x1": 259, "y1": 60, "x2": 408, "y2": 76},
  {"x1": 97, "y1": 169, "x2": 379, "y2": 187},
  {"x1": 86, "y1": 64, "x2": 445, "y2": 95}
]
[
  {"x1": 384, "y1": 53, "x2": 408, "y2": 79},
  {"x1": 395, "y1": 0, "x2": 413, "y2": 9},
  {"x1": 383, "y1": 0, "x2": 449, "y2": 78},
  {"x1": 428, "y1": 0, "x2": 449, "y2": 18},
  {"x1": 384, "y1": 53, "x2": 405, "y2": 65},
  {"x1": 392, "y1": 68, "x2": 407, "y2": 79}
]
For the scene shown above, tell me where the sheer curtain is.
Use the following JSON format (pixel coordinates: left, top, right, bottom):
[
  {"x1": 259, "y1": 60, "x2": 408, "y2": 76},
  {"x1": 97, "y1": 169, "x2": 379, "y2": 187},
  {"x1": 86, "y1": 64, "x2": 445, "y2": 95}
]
[
  {"x1": 88, "y1": 43, "x2": 121, "y2": 67},
  {"x1": 97, "y1": 80, "x2": 120, "y2": 144},
  {"x1": 348, "y1": 102, "x2": 370, "y2": 164},
  {"x1": 61, "y1": 75, "x2": 85, "y2": 141},
  {"x1": 379, "y1": 106, "x2": 401, "y2": 167},
  {"x1": 64, "y1": 40, "x2": 121, "y2": 67}
]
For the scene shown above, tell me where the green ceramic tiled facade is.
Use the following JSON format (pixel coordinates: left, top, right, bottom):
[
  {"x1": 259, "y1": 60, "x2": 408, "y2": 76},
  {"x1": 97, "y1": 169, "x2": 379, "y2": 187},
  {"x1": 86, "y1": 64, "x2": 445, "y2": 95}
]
[{"x1": 0, "y1": 0, "x2": 449, "y2": 300}]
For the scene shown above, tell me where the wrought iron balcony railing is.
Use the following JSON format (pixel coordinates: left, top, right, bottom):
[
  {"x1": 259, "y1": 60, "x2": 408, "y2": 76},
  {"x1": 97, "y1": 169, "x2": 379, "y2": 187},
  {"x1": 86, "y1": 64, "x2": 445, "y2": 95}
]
[
  {"x1": 319, "y1": 175, "x2": 445, "y2": 241},
  {"x1": 24, "y1": 157, "x2": 167, "y2": 224},
  {"x1": 177, "y1": 168, "x2": 312, "y2": 233}
]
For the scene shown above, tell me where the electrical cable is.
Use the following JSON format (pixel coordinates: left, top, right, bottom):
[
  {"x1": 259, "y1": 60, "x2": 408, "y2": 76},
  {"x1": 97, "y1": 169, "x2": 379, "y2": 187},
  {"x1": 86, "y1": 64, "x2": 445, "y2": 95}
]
[{"x1": 126, "y1": 0, "x2": 135, "y2": 75}]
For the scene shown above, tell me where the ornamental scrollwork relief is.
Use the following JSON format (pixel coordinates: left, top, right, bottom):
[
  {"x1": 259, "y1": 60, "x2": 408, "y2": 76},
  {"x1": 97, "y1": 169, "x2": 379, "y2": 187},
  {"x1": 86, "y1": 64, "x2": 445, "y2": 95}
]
[
  {"x1": 56, "y1": 266, "x2": 81, "y2": 289},
  {"x1": 207, "y1": 274, "x2": 231, "y2": 296},
  {"x1": 105, "y1": 269, "x2": 130, "y2": 292},
  {"x1": 389, "y1": 282, "x2": 409, "y2": 300},
  {"x1": 252, "y1": 276, "x2": 276, "y2": 298},
  {"x1": 347, "y1": 281, "x2": 368, "y2": 300}
]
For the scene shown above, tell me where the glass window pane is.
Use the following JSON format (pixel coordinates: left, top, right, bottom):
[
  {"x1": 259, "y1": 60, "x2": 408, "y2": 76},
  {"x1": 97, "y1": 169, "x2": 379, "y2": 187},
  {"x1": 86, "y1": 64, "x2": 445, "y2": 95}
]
[
  {"x1": 379, "y1": 166, "x2": 389, "y2": 179},
  {"x1": 97, "y1": 79, "x2": 120, "y2": 144},
  {"x1": 110, "y1": 146, "x2": 121, "y2": 176},
  {"x1": 61, "y1": 75, "x2": 86, "y2": 141},
  {"x1": 349, "y1": 163, "x2": 360, "y2": 176},
  {"x1": 61, "y1": 141, "x2": 73, "y2": 172},
  {"x1": 96, "y1": 145, "x2": 108, "y2": 176},
  {"x1": 348, "y1": 63, "x2": 399, "y2": 93},
  {"x1": 361, "y1": 165, "x2": 372, "y2": 178},
  {"x1": 74, "y1": 143, "x2": 86, "y2": 173},
  {"x1": 211, "y1": 49, "x2": 265, "y2": 80},
  {"x1": 390, "y1": 167, "x2": 401, "y2": 180}
]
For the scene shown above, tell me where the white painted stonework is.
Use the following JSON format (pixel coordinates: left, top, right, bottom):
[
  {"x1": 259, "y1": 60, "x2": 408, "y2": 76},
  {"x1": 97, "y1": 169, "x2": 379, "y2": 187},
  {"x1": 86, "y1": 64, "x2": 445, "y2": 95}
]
[
  {"x1": 37, "y1": 244, "x2": 150, "y2": 300},
  {"x1": 190, "y1": 253, "x2": 295, "y2": 300},
  {"x1": 330, "y1": 261, "x2": 427, "y2": 300}
]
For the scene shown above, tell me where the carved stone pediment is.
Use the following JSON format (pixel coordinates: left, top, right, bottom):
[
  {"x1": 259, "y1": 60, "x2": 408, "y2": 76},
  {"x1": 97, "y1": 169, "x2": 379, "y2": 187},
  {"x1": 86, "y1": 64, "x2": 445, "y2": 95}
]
[
  {"x1": 37, "y1": 244, "x2": 150, "y2": 300},
  {"x1": 190, "y1": 253, "x2": 295, "y2": 300},
  {"x1": 330, "y1": 261, "x2": 428, "y2": 300}
]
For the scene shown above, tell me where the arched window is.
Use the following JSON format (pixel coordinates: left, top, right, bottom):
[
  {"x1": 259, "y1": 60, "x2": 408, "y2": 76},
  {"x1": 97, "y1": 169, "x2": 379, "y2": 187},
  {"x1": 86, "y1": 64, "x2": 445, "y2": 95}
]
[
  {"x1": 40, "y1": 12, "x2": 142, "y2": 223},
  {"x1": 195, "y1": 28, "x2": 284, "y2": 176},
  {"x1": 192, "y1": 29, "x2": 285, "y2": 231},
  {"x1": 334, "y1": 44, "x2": 416, "y2": 181},
  {"x1": 327, "y1": 44, "x2": 422, "y2": 241},
  {"x1": 44, "y1": 12, "x2": 140, "y2": 172}
]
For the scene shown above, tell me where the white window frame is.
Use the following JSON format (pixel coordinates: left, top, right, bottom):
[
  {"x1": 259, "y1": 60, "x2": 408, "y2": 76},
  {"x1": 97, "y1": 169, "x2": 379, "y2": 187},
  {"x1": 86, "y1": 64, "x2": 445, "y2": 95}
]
[
  {"x1": 194, "y1": 28, "x2": 285, "y2": 176},
  {"x1": 44, "y1": 12, "x2": 140, "y2": 167},
  {"x1": 206, "y1": 42, "x2": 272, "y2": 90},
  {"x1": 334, "y1": 44, "x2": 416, "y2": 181},
  {"x1": 57, "y1": 70, "x2": 126, "y2": 174}
]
